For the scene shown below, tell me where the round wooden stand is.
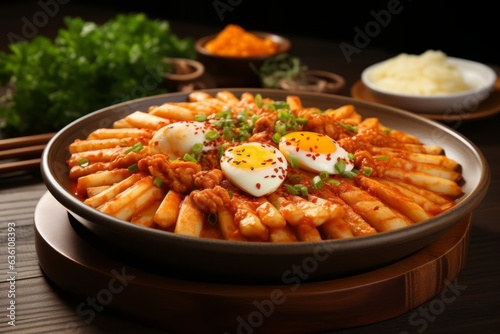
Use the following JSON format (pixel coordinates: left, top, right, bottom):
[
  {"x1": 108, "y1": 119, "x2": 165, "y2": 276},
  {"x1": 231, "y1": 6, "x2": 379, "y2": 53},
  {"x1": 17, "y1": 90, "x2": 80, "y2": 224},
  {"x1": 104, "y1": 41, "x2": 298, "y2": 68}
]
[
  {"x1": 350, "y1": 79, "x2": 500, "y2": 121},
  {"x1": 34, "y1": 191, "x2": 470, "y2": 334}
]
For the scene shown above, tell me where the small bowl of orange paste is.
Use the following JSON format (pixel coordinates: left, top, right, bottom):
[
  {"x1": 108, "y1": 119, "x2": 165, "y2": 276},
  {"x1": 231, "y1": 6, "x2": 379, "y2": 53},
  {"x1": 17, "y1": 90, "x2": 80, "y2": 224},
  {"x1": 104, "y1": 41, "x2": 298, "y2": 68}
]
[{"x1": 195, "y1": 24, "x2": 291, "y2": 87}]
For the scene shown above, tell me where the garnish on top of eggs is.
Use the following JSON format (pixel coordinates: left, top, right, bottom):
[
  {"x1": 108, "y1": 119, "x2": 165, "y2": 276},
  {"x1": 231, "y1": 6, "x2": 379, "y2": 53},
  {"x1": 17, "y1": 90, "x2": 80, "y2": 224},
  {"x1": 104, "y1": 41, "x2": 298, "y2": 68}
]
[
  {"x1": 148, "y1": 114, "x2": 354, "y2": 197},
  {"x1": 149, "y1": 121, "x2": 222, "y2": 160}
]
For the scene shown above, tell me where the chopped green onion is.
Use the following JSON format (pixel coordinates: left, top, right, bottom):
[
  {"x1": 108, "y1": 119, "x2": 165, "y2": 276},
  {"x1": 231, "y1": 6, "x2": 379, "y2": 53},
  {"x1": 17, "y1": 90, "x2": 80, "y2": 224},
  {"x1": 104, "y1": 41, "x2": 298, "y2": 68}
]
[
  {"x1": 273, "y1": 101, "x2": 290, "y2": 110},
  {"x1": 216, "y1": 109, "x2": 232, "y2": 119},
  {"x1": 214, "y1": 118, "x2": 234, "y2": 129},
  {"x1": 194, "y1": 114, "x2": 207, "y2": 122},
  {"x1": 288, "y1": 174, "x2": 302, "y2": 181},
  {"x1": 312, "y1": 175, "x2": 323, "y2": 189},
  {"x1": 125, "y1": 142, "x2": 144, "y2": 154},
  {"x1": 319, "y1": 171, "x2": 329, "y2": 180},
  {"x1": 342, "y1": 170, "x2": 358, "y2": 179},
  {"x1": 334, "y1": 160, "x2": 346, "y2": 174},
  {"x1": 363, "y1": 167, "x2": 372, "y2": 176},
  {"x1": 348, "y1": 153, "x2": 355, "y2": 161},
  {"x1": 240, "y1": 123, "x2": 251, "y2": 132},
  {"x1": 218, "y1": 146, "x2": 225, "y2": 159},
  {"x1": 192, "y1": 143, "x2": 203, "y2": 155},
  {"x1": 277, "y1": 110, "x2": 290, "y2": 122},
  {"x1": 328, "y1": 179, "x2": 341, "y2": 186},
  {"x1": 290, "y1": 122, "x2": 300, "y2": 132},
  {"x1": 236, "y1": 111, "x2": 247, "y2": 123},
  {"x1": 255, "y1": 94, "x2": 263, "y2": 107},
  {"x1": 153, "y1": 177, "x2": 163, "y2": 187},
  {"x1": 183, "y1": 153, "x2": 197, "y2": 163},
  {"x1": 286, "y1": 183, "x2": 309, "y2": 197},
  {"x1": 78, "y1": 157, "x2": 89, "y2": 167},
  {"x1": 376, "y1": 155, "x2": 389, "y2": 161},
  {"x1": 272, "y1": 132, "x2": 282, "y2": 144},
  {"x1": 239, "y1": 130, "x2": 250, "y2": 141},
  {"x1": 127, "y1": 163, "x2": 138, "y2": 172},
  {"x1": 222, "y1": 127, "x2": 235, "y2": 141},
  {"x1": 263, "y1": 103, "x2": 276, "y2": 111},
  {"x1": 296, "y1": 117, "x2": 308, "y2": 124},
  {"x1": 274, "y1": 121, "x2": 287, "y2": 135},
  {"x1": 205, "y1": 130, "x2": 220, "y2": 140},
  {"x1": 285, "y1": 184, "x2": 299, "y2": 195},
  {"x1": 338, "y1": 122, "x2": 358, "y2": 133},
  {"x1": 384, "y1": 129, "x2": 391, "y2": 134},
  {"x1": 227, "y1": 190, "x2": 233, "y2": 198},
  {"x1": 289, "y1": 155, "x2": 300, "y2": 169}
]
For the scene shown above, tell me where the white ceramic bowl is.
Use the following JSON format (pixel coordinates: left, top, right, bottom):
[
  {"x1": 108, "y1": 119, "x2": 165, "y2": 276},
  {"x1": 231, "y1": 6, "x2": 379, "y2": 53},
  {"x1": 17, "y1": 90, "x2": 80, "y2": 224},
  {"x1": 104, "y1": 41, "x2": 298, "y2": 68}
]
[{"x1": 361, "y1": 57, "x2": 497, "y2": 114}]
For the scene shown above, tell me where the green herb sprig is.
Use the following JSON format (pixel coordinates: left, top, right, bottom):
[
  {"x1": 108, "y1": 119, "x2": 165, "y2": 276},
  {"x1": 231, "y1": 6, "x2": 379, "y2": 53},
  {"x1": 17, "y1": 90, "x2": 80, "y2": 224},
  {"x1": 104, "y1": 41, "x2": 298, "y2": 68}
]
[
  {"x1": 254, "y1": 53, "x2": 308, "y2": 89},
  {"x1": 0, "y1": 13, "x2": 196, "y2": 137}
]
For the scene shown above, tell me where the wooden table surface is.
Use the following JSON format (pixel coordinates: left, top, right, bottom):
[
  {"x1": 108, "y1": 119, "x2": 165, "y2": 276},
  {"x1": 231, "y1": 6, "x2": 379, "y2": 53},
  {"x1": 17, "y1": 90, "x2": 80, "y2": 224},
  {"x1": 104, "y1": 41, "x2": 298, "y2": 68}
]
[{"x1": 1, "y1": 12, "x2": 499, "y2": 334}]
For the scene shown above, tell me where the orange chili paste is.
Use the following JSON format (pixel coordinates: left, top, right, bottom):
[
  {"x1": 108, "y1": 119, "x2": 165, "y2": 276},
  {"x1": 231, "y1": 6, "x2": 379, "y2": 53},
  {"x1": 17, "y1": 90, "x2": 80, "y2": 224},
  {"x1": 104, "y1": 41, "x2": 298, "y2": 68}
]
[{"x1": 204, "y1": 24, "x2": 280, "y2": 57}]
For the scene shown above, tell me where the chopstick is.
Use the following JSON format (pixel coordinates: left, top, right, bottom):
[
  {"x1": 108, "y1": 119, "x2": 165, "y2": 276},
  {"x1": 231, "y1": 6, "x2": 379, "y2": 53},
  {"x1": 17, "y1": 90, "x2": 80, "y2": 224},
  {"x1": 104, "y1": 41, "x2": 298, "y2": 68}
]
[
  {"x1": 0, "y1": 159, "x2": 43, "y2": 175},
  {"x1": 0, "y1": 144, "x2": 46, "y2": 160},
  {"x1": 0, "y1": 132, "x2": 55, "y2": 150},
  {"x1": 0, "y1": 132, "x2": 55, "y2": 175}
]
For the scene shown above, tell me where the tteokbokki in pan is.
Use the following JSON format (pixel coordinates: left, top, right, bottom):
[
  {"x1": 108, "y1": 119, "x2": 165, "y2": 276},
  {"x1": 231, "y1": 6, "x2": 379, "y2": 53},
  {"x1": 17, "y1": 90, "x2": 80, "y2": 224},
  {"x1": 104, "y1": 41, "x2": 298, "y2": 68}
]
[{"x1": 67, "y1": 90, "x2": 463, "y2": 243}]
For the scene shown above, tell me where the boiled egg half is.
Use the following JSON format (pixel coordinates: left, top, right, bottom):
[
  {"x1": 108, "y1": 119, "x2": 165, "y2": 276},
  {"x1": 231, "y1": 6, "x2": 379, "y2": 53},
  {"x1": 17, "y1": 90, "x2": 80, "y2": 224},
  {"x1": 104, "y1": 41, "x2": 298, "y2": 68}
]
[
  {"x1": 278, "y1": 131, "x2": 354, "y2": 174},
  {"x1": 149, "y1": 121, "x2": 221, "y2": 159},
  {"x1": 220, "y1": 142, "x2": 288, "y2": 197}
]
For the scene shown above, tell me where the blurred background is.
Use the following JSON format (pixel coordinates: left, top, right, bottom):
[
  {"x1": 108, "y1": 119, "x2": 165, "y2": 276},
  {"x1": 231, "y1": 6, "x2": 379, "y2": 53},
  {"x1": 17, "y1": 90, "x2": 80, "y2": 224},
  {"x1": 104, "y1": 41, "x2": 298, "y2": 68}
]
[
  {"x1": 3, "y1": 0, "x2": 498, "y2": 138},
  {"x1": 1, "y1": 0, "x2": 497, "y2": 66}
]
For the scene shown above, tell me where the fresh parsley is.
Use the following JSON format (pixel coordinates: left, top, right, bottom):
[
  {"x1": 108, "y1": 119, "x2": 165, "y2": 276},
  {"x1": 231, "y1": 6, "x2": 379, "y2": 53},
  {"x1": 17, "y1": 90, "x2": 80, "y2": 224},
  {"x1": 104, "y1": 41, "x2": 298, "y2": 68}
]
[{"x1": 0, "y1": 13, "x2": 196, "y2": 137}]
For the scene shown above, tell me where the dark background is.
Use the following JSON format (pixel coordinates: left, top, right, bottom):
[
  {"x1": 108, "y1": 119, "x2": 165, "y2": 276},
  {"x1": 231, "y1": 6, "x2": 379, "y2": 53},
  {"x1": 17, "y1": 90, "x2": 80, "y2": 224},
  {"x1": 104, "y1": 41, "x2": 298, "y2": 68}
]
[{"x1": 0, "y1": 0, "x2": 498, "y2": 67}]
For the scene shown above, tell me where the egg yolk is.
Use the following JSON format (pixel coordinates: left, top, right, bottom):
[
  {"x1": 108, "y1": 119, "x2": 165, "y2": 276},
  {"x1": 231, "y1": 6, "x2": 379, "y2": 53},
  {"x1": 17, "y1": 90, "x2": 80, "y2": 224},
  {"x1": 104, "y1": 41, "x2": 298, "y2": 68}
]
[
  {"x1": 278, "y1": 131, "x2": 354, "y2": 174},
  {"x1": 225, "y1": 143, "x2": 284, "y2": 170},
  {"x1": 220, "y1": 142, "x2": 288, "y2": 197},
  {"x1": 280, "y1": 131, "x2": 337, "y2": 156}
]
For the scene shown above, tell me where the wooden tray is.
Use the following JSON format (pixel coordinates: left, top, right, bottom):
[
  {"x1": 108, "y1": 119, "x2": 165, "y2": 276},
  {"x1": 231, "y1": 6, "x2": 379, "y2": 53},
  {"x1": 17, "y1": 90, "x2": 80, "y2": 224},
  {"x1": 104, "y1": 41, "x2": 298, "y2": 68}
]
[
  {"x1": 34, "y1": 191, "x2": 471, "y2": 333},
  {"x1": 350, "y1": 78, "x2": 500, "y2": 121}
]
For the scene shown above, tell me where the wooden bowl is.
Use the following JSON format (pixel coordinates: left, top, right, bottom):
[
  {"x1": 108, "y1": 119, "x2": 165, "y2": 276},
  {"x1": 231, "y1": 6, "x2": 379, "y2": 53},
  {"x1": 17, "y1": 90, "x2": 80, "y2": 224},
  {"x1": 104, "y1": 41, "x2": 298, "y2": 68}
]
[
  {"x1": 277, "y1": 70, "x2": 346, "y2": 95},
  {"x1": 41, "y1": 89, "x2": 490, "y2": 284},
  {"x1": 162, "y1": 58, "x2": 205, "y2": 88},
  {"x1": 195, "y1": 32, "x2": 291, "y2": 88}
]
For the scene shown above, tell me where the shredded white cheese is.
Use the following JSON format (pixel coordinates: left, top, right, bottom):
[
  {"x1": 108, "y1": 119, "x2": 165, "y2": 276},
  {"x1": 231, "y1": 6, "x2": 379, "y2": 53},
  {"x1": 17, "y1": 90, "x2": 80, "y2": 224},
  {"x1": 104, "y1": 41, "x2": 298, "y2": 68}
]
[{"x1": 368, "y1": 50, "x2": 472, "y2": 95}]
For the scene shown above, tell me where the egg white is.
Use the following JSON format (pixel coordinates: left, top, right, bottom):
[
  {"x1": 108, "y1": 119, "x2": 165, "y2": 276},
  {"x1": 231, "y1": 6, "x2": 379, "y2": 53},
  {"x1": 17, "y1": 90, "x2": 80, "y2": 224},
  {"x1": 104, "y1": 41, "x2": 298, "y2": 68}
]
[
  {"x1": 220, "y1": 142, "x2": 288, "y2": 197},
  {"x1": 278, "y1": 131, "x2": 354, "y2": 174},
  {"x1": 149, "y1": 121, "x2": 221, "y2": 159}
]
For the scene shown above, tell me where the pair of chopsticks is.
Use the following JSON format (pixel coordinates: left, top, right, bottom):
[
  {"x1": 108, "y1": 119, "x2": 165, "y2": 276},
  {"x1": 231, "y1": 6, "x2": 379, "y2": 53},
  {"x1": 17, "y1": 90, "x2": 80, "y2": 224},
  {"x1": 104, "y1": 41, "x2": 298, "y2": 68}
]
[{"x1": 0, "y1": 132, "x2": 55, "y2": 175}]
